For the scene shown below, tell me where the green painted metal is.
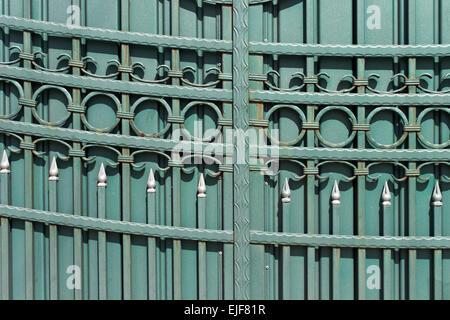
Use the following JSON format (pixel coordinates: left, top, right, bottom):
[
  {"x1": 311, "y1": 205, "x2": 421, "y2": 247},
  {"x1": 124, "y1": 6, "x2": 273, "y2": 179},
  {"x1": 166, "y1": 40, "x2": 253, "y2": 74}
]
[{"x1": 0, "y1": 0, "x2": 448, "y2": 300}]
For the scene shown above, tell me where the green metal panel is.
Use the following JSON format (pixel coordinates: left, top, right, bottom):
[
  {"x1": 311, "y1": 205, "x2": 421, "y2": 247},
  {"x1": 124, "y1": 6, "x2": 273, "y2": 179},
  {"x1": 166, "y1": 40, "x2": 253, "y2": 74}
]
[{"x1": 0, "y1": 0, "x2": 448, "y2": 300}]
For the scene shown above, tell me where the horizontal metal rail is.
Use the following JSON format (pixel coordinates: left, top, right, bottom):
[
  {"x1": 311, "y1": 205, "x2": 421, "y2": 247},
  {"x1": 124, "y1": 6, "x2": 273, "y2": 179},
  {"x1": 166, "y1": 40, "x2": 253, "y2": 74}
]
[
  {"x1": 2, "y1": 66, "x2": 450, "y2": 106},
  {"x1": 0, "y1": 65, "x2": 232, "y2": 102},
  {"x1": 2, "y1": 15, "x2": 450, "y2": 57},
  {"x1": 1, "y1": 204, "x2": 450, "y2": 249},
  {"x1": 1, "y1": 120, "x2": 449, "y2": 162}
]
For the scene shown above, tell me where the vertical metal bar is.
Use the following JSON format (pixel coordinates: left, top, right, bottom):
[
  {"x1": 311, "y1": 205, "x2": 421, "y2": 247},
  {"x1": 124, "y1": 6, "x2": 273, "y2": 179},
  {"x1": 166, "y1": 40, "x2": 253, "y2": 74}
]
[
  {"x1": 281, "y1": 179, "x2": 290, "y2": 300},
  {"x1": 432, "y1": 183, "x2": 442, "y2": 300},
  {"x1": 356, "y1": 0, "x2": 366, "y2": 301},
  {"x1": 232, "y1": 0, "x2": 250, "y2": 300},
  {"x1": 331, "y1": 181, "x2": 340, "y2": 300},
  {"x1": 147, "y1": 169, "x2": 157, "y2": 300},
  {"x1": 71, "y1": 0, "x2": 83, "y2": 300},
  {"x1": 0, "y1": 151, "x2": 10, "y2": 300},
  {"x1": 382, "y1": 183, "x2": 393, "y2": 300},
  {"x1": 23, "y1": 23, "x2": 34, "y2": 300},
  {"x1": 221, "y1": 3, "x2": 234, "y2": 301},
  {"x1": 48, "y1": 158, "x2": 58, "y2": 300},
  {"x1": 197, "y1": 174, "x2": 207, "y2": 300},
  {"x1": 306, "y1": 0, "x2": 316, "y2": 300},
  {"x1": 97, "y1": 164, "x2": 107, "y2": 300},
  {"x1": 170, "y1": 0, "x2": 182, "y2": 300}
]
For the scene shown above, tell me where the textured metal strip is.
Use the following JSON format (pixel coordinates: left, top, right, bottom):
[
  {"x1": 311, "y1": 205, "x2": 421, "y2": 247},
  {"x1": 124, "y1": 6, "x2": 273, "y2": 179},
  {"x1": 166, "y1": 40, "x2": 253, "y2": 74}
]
[
  {"x1": 232, "y1": 0, "x2": 250, "y2": 300},
  {"x1": 0, "y1": 15, "x2": 231, "y2": 52},
  {"x1": 0, "y1": 65, "x2": 232, "y2": 102},
  {"x1": 249, "y1": 42, "x2": 450, "y2": 57},
  {"x1": 250, "y1": 231, "x2": 450, "y2": 250},
  {"x1": 0, "y1": 204, "x2": 233, "y2": 243},
  {"x1": 250, "y1": 90, "x2": 450, "y2": 106}
]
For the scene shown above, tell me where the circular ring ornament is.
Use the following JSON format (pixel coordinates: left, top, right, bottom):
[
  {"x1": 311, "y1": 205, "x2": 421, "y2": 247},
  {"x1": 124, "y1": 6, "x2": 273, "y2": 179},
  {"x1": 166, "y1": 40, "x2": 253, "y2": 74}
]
[
  {"x1": 130, "y1": 97, "x2": 172, "y2": 138},
  {"x1": 315, "y1": 106, "x2": 357, "y2": 148},
  {"x1": 366, "y1": 107, "x2": 408, "y2": 149},
  {"x1": 32, "y1": 85, "x2": 72, "y2": 127},
  {"x1": 180, "y1": 101, "x2": 223, "y2": 142},
  {"x1": 417, "y1": 107, "x2": 450, "y2": 149},
  {"x1": 265, "y1": 104, "x2": 306, "y2": 146},
  {"x1": 81, "y1": 92, "x2": 121, "y2": 133}
]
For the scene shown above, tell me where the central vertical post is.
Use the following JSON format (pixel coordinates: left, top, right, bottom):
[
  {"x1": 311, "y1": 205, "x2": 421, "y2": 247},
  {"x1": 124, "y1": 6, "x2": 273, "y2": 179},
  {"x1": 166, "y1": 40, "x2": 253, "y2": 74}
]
[{"x1": 232, "y1": 0, "x2": 250, "y2": 300}]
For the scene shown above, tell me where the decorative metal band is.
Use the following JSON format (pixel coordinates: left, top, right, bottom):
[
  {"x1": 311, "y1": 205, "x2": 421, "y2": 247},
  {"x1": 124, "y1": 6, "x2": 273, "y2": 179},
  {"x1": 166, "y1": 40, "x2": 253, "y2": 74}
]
[
  {"x1": 117, "y1": 155, "x2": 134, "y2": 163},
  {"x1": 218, "y1": 164, "x2": 233, "y2": 173},
  {"x1": 303, "y1": 77, "x2": 318, "y2": 85},
  {"x1": 249, "y1": 164, "x2": 267, "y2": 171},
  {"x1": 116, "y1": 111, "x2": 135, "y2": 120},
  {"x1": 354, "y1": 79, "x2": 369, "y2": 86},
  {"x1": 302, "y1": 122, "x2": 320, "y2": 130},
  {"x1": 68, "y1": 149, "x2": 85, "y2": 157},
  {"x1": 304, "y1": 167, "x2": 319, "y2": 175},
  {"x1": 167, "y1": 116, "x2": 184, "y2": 124},
  {"x1": 18, "y1": 52, "x2": 34, "y2": 61},
  {"x1": 354, "y1": 168, "x2": 369, "y2": 176},
  {"x1": 0, "y1": 204, "x2": 234, "y2": 243},
  {"x1": 218, "y1": 119, "x2": 233, "y2": 126},
  {"x1": 18, "y1": 98, "x2": 37, "y2": 108},
  {"x1": 249, "y1": 73, "x2": 267, "y2": 81},
  {"x1": 19, "y1": 141, "x2": 34, "y2": 150},
  {"x1": 218, "y1": 73, "x2": 232, "y2": 81},
  {"x1": 404, "y1": 124, "x2": 422, "y2": 132},
  {"x1": 68, "y1": 59, "x2": 84, "y2": 68},
  {"x1": 353, "y1": 123, "x2": 371, "y2": 131},
  {"x1": 117, "y1": 65, "x2": 133, "y2": 73},
  {"x1": 67, "y1": 104, "x2": 86, "y2": 113},
  {"x1": 405, "y1": 79, "x2": 420, "y2": 86},
  {"x1": 168, "y1": 160, "x2": 183, "y2": 168},
  {"x1": 168, "y1": 70, "x2": 183, "y2": 78},
  {"x1": 248, "y1": 119, "x2": 268, "y2": 127},
  {"x1": 405, "y1": 169, "x2": 420, "y2": 177},
  {"x1": 250, "y1": 231, "x2": 450, "y2": 249}
]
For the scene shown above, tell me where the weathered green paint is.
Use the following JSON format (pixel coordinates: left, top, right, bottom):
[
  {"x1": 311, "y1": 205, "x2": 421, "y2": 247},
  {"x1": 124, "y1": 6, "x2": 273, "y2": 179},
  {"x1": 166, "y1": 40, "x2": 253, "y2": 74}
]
[{"x1": 0, "y1": 0, "x2": 448, "y2": 300}]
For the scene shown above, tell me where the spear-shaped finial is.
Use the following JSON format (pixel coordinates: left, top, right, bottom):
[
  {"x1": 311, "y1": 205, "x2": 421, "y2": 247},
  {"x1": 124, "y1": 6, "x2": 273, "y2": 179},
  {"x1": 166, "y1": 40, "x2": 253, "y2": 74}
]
[
  {"x1": 281, "y1": 178, "x2": 291, "y2": 203},
  {"x1": 197, "y1": 173, "x2": 206, "y2": 198},
  {"x1": 97, "y1": 163, "x2": 107, "y2": 187},
  {"x1": 147, "y1": 168, "x2": 156, "y2": 193},
  {"x1": 0, "y1": 150, "x2": 10, "y2": 174},
  {"x1": 381, "y1": 181, "x2": 391, "y2": 207},
  {"x1": 48, "y1": 157, "x2": 59, "y2": 181},
  {"x1": 331, "y1": 180, "x2": 341, "y2": 206},
  {"x1": 432, "y1": 181, "x2": 443, "y2": 207}
]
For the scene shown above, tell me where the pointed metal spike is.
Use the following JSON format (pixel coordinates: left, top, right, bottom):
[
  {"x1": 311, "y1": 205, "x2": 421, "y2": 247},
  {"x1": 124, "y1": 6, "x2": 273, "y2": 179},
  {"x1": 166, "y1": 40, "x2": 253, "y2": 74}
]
[
  {"x1": 432, "y1": 181, "x2": 443, "y2": 207},
  {"x1": 48, "y1": 157, "x2": 59, "y2": 181},
  {"x1": 281, "y1": 178, "x2": 291, "y2": 203},
  {"x1": 147, "y1": 168, "x2": 156, "y2": 193},
  {"x1": 97, "y1": 163, "x2": 107, "y2": 187},
  {"x1": 197, "y1": 173, "x2": 206, "y2": 198},
  {"x1": 381, "y1": 181, "x2": 392, "y2": 207},
  {"x1": 331, "y1": 180, "x2": 341, "y2": 206},
  {"x1": 0, "y1": 150, "x2": 10, "y2": 174}
]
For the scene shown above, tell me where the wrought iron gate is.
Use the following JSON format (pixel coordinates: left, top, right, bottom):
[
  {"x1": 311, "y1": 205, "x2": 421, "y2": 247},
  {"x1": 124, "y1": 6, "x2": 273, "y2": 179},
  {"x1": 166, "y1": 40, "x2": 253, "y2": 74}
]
[{"x1": 0, "y1": 0, "x2": 448, "y2": 300}]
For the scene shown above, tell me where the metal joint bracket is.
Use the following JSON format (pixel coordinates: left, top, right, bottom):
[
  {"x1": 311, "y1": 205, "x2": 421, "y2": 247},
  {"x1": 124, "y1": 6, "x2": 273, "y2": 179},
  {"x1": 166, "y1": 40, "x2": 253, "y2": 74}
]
[
  {"x1": 405, "y1": 79, "x2": 420, "y2": 86},
  {"x1": 302, "y1": 122, "x2": 320, "y2": 130},
  {"x1": 19, "y1": 141, "x2": 35, "y2": 150},
  {"x1": 19, "y1": 52, "x2": 34, "y2": 61},
  {"x1": 118, "y1": 65, "x2": 133, "y2": 73},
  {"x1": 68, "y1": 149, "x2": 86, "y2": 157},
  {"x1": 404, "y1": 124, "x2": 421, "y2": 132},
  {"x1": 249, "y1": 119, "x2": 269, "y2": 127},
  {"x1": 117, "y1": 155, "x2": 134, "y2": 163},
  {"x1": 249, "y1": 73, "x2": 268, "y2": 81},
  {"x1": 167, "y1": 116, "x2": 184, "y2": 124},
  {"x1": 405, "y1": 169, "x2": 420, "y2": 177},
  {"x1": 218, "y1": 118, "x2": 233, "y2": 126},
  {"x1": 218, "y1": 164, "x2": 233, "y2": 173},
  {"x1": 168, "y1": 70, "x2": 183, "y2": 78},
  {"x1": 19, "y1": 98, "x2": 37, "y2": 108},
  {"x1": 354, "y1": 168, "x2": 369, "y2": 176},
  {"x1": 304, "y1": 167, "x2": 319, "y2": 175},
  {"x1": 68, "y1": 59, "x2": 84, "y2": 68},
  {"x1": 354, "y1": 79, "x2": 369, "y2": 86},
  {"x1": 168, "y1": 160, "x2": 183, "y2": 168},
  {"x1": 116, "y1": 111, "x2": 135, "y2": 120},
  {"x1": 217, "y1": 73, "x2": 232, "y2": 81},
  {"x1": 67, "y1": 104, "x2": 86, "y2": 113},
  {"x1": 304, "y1": 77, "x2": 318, "y2": 85},
  {"x1": 353, "y1": 123, "x2": 371, "y2": 131}
]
